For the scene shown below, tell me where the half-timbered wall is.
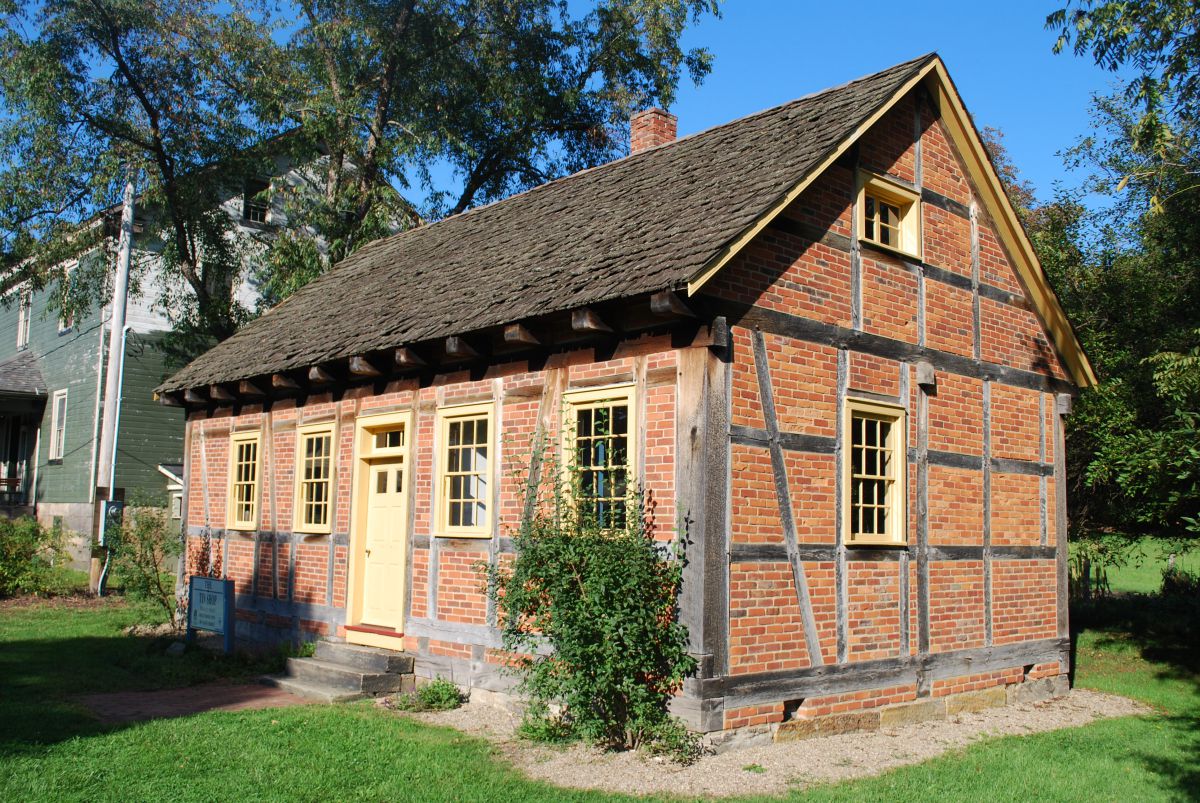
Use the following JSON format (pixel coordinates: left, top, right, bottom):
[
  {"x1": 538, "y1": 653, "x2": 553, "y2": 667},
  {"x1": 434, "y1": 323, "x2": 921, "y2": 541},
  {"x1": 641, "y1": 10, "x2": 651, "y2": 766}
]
[
  {"x1": 699, "y1": 87, "x2": 1071, "y2": 731},
  {"x1": 183, "y1": 336, "x2": 683, "y2": 681}
]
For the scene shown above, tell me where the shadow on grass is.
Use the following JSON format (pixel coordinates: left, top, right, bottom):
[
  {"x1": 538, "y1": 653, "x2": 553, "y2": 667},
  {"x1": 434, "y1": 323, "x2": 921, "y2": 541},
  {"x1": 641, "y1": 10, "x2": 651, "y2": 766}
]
[
  {"x1": 0, "y1": 631, "x2": 288, "y2": 757},
  {"x1": 1072, "y1": 590, "x2": 1200, "y2": 801}
]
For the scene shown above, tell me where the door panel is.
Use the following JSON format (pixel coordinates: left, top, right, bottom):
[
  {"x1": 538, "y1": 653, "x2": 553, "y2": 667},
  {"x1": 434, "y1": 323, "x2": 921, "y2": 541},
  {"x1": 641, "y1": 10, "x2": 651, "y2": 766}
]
[{"x1": 361, "y1": 457, "x2": 407, "y2": 628}]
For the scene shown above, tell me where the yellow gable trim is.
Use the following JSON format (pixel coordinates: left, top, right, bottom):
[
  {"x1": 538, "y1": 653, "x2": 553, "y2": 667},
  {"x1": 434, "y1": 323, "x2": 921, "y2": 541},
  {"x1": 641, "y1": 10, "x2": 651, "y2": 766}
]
[{"x1": 686, "y1": 56, "x2": 1096, "y2": 388}]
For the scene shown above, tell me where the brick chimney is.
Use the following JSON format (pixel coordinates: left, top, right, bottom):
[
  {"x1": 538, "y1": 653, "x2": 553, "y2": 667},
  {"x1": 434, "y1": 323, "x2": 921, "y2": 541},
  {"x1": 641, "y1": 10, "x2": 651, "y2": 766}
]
[{"x1": 630, "y1": 108, "x2": 677, "y2": 154}]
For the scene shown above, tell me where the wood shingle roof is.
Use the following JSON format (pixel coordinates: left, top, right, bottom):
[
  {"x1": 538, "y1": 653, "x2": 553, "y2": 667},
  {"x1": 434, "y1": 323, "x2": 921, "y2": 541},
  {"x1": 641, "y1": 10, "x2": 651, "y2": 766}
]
[{"x1": 160, "y1": 55, "x2": 937, "y2": 394}]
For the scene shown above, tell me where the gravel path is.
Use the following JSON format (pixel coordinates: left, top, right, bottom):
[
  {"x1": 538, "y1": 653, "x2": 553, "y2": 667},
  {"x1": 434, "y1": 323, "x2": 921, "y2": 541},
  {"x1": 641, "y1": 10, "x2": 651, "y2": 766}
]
[{"x1": 400, "y1": 689, "x2": 1148, "y2": 798}]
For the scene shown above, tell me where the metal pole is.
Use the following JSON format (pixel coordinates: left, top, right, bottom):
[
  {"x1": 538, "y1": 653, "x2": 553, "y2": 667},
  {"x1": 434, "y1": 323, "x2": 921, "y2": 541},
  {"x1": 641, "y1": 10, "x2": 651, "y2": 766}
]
[
  {"x1": 95, "y1": 175, "x2": 134, "y2": 597},
  {"x1": 97, "y1": 324, "x2": 130, "y2": 597},
  {"x1": 96, "y1": 176, "x2": 134, "y2": 494}
]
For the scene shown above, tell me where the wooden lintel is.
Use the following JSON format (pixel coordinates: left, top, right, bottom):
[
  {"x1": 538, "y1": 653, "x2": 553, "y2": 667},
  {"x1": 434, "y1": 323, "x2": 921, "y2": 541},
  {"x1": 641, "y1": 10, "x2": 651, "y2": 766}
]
[
  {"x1": 445, "y1": 336, "x2": 478, "y2": 359},
  {"x1": 650, "y1": 289, "x2": 695, "y2": 318},
  {"x1": 571, "y1": 307, "x2": 612, "y2": 334},
  {"x1": 349, "y1": 355, "x2": 382, "y2": 377},
  {"x1": 182, "y1": 388, "x2": 207, "y2": 404},
  {"x1": 393, "y1": 347, "x2": 426, "y2": 368},
  {"x1": 209, "y1": 385, "x2": 235, "y2": 402},
  {"x1": 308, "y1": 365, "x2": 335, "y2": 384},
  {"x1": 272, "y1": 373, "x2": 300, "y2": 391},
  {"x1": 503, "y1": 323, "x2": 540, "y2": 347},
  {"x1": 238, "y1": 380, "x2": 265, "y2": 398}
]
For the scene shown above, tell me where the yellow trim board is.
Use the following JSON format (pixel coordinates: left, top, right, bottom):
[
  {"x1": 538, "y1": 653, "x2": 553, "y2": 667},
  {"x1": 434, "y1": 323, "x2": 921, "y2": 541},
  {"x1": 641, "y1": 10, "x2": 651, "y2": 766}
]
[{"x1": 686, "y1": 55, "x2": 1096, "y2": 388}]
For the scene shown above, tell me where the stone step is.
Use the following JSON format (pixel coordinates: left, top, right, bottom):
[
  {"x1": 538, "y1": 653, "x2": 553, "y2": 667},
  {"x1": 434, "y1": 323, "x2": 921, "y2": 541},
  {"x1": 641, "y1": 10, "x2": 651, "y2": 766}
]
[
  {"x1": 259, "y1": 674, "x2": 366, "y2": 704},
  {"x1": 314, "y1": 641, "x2": 415, "y2": 674},
  {"x1": 284, "y1": 657, "x2": 406, "y2": 694}
]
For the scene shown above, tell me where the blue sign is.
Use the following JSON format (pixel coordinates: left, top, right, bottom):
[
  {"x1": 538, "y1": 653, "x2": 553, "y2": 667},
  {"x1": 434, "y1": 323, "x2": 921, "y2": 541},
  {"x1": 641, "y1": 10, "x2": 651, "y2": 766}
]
[{"x1": 187, "y1": 576, "x2": 235, "y2": 653}]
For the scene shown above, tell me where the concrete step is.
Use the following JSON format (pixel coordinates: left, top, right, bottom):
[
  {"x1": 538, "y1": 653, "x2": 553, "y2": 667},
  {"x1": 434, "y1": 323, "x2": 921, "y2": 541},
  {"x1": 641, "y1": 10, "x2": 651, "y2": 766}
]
[
  {"x1": 314, "y1": 641, "x2": 415, "y2": 674},
  {"x1": 284, "y1": 657, "x2": 406, "y2": 694},
  {"x1": 259, "y1": 674, "x2": 366, "y2": 704}
]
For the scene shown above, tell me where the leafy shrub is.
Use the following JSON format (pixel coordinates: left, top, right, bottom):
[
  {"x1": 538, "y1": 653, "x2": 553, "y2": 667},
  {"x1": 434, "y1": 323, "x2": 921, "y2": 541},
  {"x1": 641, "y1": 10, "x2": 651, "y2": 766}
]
[
  {"x1": 1161, "y1": 565, "x2": 1200, "y2": 598},
  {"x1": 109, "y1": 506, "x2": 181, "y2": 625},
  {"x1": 485, "y1": 464, "x2": 699, "y2": 764},
  {"x1": 0, "y1": 516, "x2": 66, "y2": 597},
  {"x1": 392, "y1": 677, "x2": 464, "y2": 711}
]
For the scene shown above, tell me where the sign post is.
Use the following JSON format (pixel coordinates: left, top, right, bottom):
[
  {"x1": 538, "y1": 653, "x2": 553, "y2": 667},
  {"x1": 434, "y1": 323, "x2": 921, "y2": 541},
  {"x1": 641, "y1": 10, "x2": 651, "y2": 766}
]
[{"x1": 186, "y1": 576, "x2": 236, "y2": 654}]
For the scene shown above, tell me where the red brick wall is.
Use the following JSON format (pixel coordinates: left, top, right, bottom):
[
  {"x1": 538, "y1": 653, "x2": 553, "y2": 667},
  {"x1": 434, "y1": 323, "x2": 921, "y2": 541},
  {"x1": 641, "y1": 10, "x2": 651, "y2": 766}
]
[{"x1": 183, "y1": 339, "x2": 684, "y2": 646}]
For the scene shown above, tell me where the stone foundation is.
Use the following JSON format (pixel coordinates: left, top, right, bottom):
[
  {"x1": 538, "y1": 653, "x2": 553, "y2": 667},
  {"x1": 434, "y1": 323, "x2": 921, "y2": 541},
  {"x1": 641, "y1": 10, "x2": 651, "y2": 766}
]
[{"x1": 714, "y1": 675, "x2": 1070, "y2": 749}]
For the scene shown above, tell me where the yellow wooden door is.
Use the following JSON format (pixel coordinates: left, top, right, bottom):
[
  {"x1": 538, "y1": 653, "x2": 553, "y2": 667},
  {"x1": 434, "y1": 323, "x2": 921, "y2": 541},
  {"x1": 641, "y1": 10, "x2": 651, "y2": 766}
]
[{"x1": 361, "y1": 457, "x2": 408, "y2": 629}]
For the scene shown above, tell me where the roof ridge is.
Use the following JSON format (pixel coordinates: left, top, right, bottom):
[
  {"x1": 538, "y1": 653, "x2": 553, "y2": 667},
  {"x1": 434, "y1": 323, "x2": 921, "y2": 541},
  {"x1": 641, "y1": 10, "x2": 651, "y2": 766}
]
[{"x1": 342, "y1": 53, "x2": 938, "y2": 253}]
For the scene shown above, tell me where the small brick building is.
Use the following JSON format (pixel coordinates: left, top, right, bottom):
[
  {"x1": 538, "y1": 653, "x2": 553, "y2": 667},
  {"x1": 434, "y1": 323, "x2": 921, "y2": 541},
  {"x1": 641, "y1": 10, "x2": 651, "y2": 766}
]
[{"x1": 159, "y1": 54, "x2": 1095, "y2": 735}]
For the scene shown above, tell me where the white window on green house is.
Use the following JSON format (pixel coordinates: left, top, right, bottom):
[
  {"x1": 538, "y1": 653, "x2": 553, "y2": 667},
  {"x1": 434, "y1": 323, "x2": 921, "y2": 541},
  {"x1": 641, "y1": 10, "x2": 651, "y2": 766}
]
[
  {"x1": 17, "y1": 290, "x2": 31, "y2": 350},
  {"x1": 49, "y1": 389, "x2": 68, "y2": 460}
]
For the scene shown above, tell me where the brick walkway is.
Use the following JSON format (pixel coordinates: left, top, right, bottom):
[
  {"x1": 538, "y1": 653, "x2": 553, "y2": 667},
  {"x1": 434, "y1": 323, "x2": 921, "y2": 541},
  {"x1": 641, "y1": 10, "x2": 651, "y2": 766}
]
[{"x1": 81, "y1": 682, "x2": 313, "y2": 724}]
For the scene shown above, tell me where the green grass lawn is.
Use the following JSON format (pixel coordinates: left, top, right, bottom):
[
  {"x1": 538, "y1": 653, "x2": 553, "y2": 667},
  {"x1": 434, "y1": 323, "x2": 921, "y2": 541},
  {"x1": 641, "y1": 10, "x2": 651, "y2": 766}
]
[
  {"x1": 1102, "y1": 537, "x2": 1200, "y2": 594},
  {"x1": 0, "y1": 588, "x2": 1196, "y2": 802}
]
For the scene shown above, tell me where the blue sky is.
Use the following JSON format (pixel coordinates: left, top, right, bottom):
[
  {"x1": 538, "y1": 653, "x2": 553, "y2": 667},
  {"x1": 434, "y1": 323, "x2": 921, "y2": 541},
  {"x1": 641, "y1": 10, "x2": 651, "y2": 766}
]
[{"x1": 668, "y1": 0, "x2": 1126, "y2": 203}]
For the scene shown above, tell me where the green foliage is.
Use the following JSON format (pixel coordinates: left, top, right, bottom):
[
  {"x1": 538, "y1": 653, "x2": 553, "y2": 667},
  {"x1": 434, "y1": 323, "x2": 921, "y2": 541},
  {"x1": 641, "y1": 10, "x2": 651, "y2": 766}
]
[
  {"x1": 392, "y1": 677, "x2": 465, "y2": 712},
  {"x1": 486, "y1": 460, "x2": 698, "y2": 763},
  {"x1": 0, "y1": 517, "x2": 66, "y2": 597},
  {"x1": 1048, "y1": 0, "x2": 1200, "y2": 186},
  {"x1": 108, "y1": 505, "x2": 182, "y2": 626},
  {"x1": 0, "y1": 0, "x2": 275, "y2": 357}
]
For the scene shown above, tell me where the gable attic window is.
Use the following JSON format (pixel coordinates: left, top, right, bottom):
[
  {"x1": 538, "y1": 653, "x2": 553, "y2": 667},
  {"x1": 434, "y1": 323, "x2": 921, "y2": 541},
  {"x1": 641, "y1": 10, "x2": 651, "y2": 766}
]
[
  {"x1": 242, "y1": 178, "x2": 271, "y2": 225},
  {"x1": 858, "y1": 172, "x2": 921, "y2": 258}
]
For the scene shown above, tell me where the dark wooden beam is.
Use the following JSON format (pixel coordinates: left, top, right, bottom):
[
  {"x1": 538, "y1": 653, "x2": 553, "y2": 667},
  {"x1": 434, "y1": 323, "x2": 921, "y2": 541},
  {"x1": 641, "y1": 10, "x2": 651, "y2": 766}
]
[
  {"x1": 650, "y1": 289, "x2": 695, "y2": 318},
  {"x1": 155, "y1": 391, "x2": 183, "y2": 407},
  {"x1": 308, "y1": 365, "x2": 335, "y2": 385},
  {"x1": 503, "y1": 323, "x2": 540, "y2": 347},
  {"x1": 444, "y1": 336, "x2": 478, "y2": 359},
  {"x1": 571, "y1": 307, "x2": 612, "y2": 334},
  {"x1": 272, "y1": 373, "x2": 300, "y2": 391},
  {"x1": 209, "y1": 384, "x2": 235, "y2": 402},
  {"x1": 349, "y1": 355, "x2": 382, "y2": 377},
  {"x1": 393, "y1": 347, "x2": 426, "y2": 369},
  {"x1": 183, "y1": 388, "x2": 207, "y2": 404},
  {"x1": 238, "y1": 380, "x2": 265, "y2": 398}
]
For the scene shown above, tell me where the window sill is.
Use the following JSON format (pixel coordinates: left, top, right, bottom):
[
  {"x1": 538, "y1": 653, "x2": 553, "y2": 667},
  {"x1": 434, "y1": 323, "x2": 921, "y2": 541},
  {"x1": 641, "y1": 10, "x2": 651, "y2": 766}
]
[
  {"x1": 846, "y1": 538, "x2": 907, "y2": 548},
  {"x1": 859, "y1": 238, "x2": 921, "y2": 262},
  {"x1": 433, "y1": 530, "x2": 492, "y2": 540}
]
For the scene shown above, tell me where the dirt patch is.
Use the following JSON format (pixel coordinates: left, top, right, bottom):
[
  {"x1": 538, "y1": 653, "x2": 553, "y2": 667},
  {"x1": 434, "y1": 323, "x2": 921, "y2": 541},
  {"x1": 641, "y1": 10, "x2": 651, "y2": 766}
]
[
  {"x1": 398, "y1": 689, "x2": 1148, "y2": 798},
  {"x1": 81, "y1": 682, "x2": 313, "y2": 724},
  {"x1": 0, "y1": 593, "x2": 119, "y2": 611}
]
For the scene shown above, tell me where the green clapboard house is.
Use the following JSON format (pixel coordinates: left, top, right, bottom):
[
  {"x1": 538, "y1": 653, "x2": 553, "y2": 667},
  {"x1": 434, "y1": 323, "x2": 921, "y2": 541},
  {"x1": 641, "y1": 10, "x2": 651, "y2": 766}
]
[{"x1": 0, "y1": 148, "x2": 350, "y2": 566}]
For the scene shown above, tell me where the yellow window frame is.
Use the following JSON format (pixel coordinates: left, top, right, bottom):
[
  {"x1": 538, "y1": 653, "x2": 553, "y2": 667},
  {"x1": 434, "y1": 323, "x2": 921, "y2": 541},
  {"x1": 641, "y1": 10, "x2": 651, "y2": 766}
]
[
  {"x1": 843, "y1": 397, "x2": 907, "y2": 547},
  {"x1": 857, "y1": 171, "x2": 922, "y2": 259},
  {"x1": 226, "y1": 430, "x2": 261, "y2": 531},
  {"x1": 561, "y1": 384, "x2": 638, "y2": 529},
  {"x1": 434, "y1": 401, "x2": 494, "y2": 539},
  {"x1": 294, "y1": 421, "x2": 336, "y2": 535}
]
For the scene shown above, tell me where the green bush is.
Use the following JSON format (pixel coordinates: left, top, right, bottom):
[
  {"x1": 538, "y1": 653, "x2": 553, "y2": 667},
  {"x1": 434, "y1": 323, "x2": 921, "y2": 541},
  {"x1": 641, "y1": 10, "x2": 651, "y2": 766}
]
[
  {"x1": 109, "y1": 506, "x2": 181, "y2": 625},
  {"x1": 485, "y1": 464, "x2": 699, "y2": 764},
  {"x1": 392, "y1": 677, "x2": 464, "y2": 712},
  {"x1": 0, "y1": 516, "x2": 66, "y2": 597}
]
